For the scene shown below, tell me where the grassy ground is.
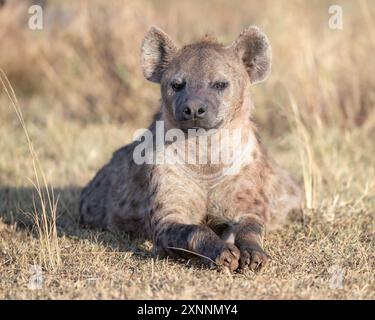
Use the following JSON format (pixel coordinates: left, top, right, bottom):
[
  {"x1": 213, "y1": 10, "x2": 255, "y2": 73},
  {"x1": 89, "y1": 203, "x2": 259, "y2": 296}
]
[
  {"x1": 1, "y1": 102, "x2": 373, "y2": 299},
  {"x1": 0, "y1": 0, "x2": 374, "y2": 299}
]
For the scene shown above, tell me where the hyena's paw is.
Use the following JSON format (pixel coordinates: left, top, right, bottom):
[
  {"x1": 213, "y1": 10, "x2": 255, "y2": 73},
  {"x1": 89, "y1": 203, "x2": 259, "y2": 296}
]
[
  {"x1": 212, "y1": 243, "x2": 240, "y2": 272},
  {"x1": 238, "y1": 245, "x2": 270, "y2": 272}
]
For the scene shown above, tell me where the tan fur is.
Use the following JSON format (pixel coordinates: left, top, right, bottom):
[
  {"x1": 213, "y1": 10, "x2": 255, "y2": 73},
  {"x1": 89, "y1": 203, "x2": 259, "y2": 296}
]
[{"x1": 80, "y1": 26, "x2": 304, "y2": 272}]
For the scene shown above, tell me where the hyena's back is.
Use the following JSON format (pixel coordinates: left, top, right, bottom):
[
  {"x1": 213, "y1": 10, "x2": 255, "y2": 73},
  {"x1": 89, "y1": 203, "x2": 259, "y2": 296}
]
[{"x1": 79, "y1": 141, "x2": 151, "y2": 235}]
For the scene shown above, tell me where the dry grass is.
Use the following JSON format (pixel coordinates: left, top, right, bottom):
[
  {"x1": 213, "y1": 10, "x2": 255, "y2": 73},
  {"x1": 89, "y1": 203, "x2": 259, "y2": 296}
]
[
  {"x1": 0, "y1": 70, "x2": 60, "y2": 270},
  {"x1": 0, "y1": 0, "x2": 374, "y2": 299}
]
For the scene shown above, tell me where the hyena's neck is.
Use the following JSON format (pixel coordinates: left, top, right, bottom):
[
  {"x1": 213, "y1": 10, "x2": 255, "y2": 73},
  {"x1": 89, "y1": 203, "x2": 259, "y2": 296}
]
[{"x1": 153, "y1": 95, "x2": 262, "y2": 182}]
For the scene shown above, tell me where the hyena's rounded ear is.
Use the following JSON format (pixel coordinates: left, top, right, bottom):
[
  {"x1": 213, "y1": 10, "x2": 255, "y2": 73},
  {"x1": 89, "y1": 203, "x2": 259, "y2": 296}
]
[
  {"x1": 141, "y1": 26, "x2": 178, "y2": 83},
  {"x1": 228, "y1": 26, "x2": 272, "y2": 84}
]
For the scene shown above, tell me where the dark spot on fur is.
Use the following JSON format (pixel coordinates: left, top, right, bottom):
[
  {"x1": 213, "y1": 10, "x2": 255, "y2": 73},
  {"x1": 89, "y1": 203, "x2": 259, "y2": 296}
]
[
  {"x1": 130, "y1": 199, "x2": 139, "y2": 209},
  {"x1": 86, "y1": 205, "x2": 92, "y2": 215},
  {"x1": 119, "y1": 197, "x2": 128, "y2": 208},
  {"x1": 133, "y1": 169, "x2": 148, "y2": 188},
  {"x1": 79, "y1": 214, "x2": 85, "y2": 226},
  {"x1": 79, "y1": 198, "x2": 84, "y2": 214},
  {"x1": 148, "y1": 185, "x2": 158, "y2": 200},
  {"x1": 153, "y1": 202, "x2": 163, "y2": 212}
]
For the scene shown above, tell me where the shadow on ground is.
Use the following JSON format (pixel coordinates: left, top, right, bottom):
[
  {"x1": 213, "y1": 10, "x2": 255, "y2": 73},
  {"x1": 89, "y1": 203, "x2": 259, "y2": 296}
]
[{"x1": 0, "y1": 186, "x2": 150, "y2": 258}]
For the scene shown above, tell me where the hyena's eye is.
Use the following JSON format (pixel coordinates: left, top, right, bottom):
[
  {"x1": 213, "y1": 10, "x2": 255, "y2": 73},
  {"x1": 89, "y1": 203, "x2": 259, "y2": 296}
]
[
  {"x1": 212, "y1": 81, "x2": 229, "y2": 91},
  {"x1": 170, "y1": 79, "x2": 186, "y2": 92}
]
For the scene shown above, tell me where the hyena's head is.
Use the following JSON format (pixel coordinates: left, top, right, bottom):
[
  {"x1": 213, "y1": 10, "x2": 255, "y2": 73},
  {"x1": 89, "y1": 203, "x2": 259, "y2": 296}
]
[{"x1": 141, "y1": 26, "x2": 272, "y2": 131}]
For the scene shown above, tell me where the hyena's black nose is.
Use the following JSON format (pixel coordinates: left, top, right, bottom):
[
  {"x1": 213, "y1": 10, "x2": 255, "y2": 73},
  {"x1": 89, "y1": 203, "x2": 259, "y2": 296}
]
[{"x1": 182, "y1": 102, "x2": 207, "y2": 120}]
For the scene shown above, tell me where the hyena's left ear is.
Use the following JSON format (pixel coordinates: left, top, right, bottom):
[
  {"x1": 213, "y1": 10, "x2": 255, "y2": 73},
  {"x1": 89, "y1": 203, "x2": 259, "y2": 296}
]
[
  {"x1": 141, "y1": 26, "x2": 178, "y2": 83},
  {"x1": 228, "y1": 26, "x2": 272, "y2": 84}
]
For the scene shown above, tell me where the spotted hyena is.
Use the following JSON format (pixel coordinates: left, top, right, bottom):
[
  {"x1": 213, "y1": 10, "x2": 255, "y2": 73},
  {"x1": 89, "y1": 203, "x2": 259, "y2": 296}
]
[{"x1": 79, "y1": 26, "x2": 304, "y2": 272}]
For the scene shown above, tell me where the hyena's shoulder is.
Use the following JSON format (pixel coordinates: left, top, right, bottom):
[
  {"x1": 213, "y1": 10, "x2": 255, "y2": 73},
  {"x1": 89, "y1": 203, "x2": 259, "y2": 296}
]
[
  {"x1": 79, "y1": 113, "x2": 162, "y2": 232},
  {"x1": 79, "y1": 140, "x2": 148, "y2": 230},
  {"x1": 210, "y1": 142, "x2": 304, "y2": 229}
]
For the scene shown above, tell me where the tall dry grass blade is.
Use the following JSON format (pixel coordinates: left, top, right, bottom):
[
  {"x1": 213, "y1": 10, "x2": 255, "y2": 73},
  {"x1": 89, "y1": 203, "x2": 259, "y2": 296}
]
[
  {"x1": 289, "y1": 94, "x2": 317, "y2": 210},
  {"x1": 0, "y1": 69, "x2": 61, "y2": 270}
]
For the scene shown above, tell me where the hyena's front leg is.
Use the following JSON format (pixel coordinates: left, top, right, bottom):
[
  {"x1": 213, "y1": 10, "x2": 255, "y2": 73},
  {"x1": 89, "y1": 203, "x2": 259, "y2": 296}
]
[
  {"x1": 152, "y1": 215, "x2": 240, "y2": 271},
  {"x1": 235, "y1": 217, "x2": 270, "y2": 272},
  {"x1": 149, "y1": 166, "x2": 240, "y2": 271}
]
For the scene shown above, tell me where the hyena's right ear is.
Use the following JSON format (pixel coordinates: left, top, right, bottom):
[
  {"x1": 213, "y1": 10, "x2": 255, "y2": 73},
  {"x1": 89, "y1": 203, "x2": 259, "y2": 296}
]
[{"x1": 141, "y1": 26, "x2": 178, "y2": 83}]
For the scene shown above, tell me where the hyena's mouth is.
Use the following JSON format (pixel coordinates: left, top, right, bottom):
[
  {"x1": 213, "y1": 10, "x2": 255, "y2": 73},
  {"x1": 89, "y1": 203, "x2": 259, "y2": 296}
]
[{"x1": 179, "y1": 119, "x2": 224, "y2": 133}]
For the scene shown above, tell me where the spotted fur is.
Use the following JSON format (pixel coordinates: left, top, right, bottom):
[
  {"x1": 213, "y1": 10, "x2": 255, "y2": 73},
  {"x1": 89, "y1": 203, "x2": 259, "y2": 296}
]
[{"x1": 80, "y1": 26, "x2": 304, "y2": 272}]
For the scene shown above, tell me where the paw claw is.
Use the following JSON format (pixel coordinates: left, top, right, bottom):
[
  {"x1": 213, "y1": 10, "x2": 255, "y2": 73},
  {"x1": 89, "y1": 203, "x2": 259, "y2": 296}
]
[
  {"x1": 214, "y1": 243, "x2": 240, "y2": 272},
  {"x1": 238, "y1": 246, "x2": 270, "y2": 272}
]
